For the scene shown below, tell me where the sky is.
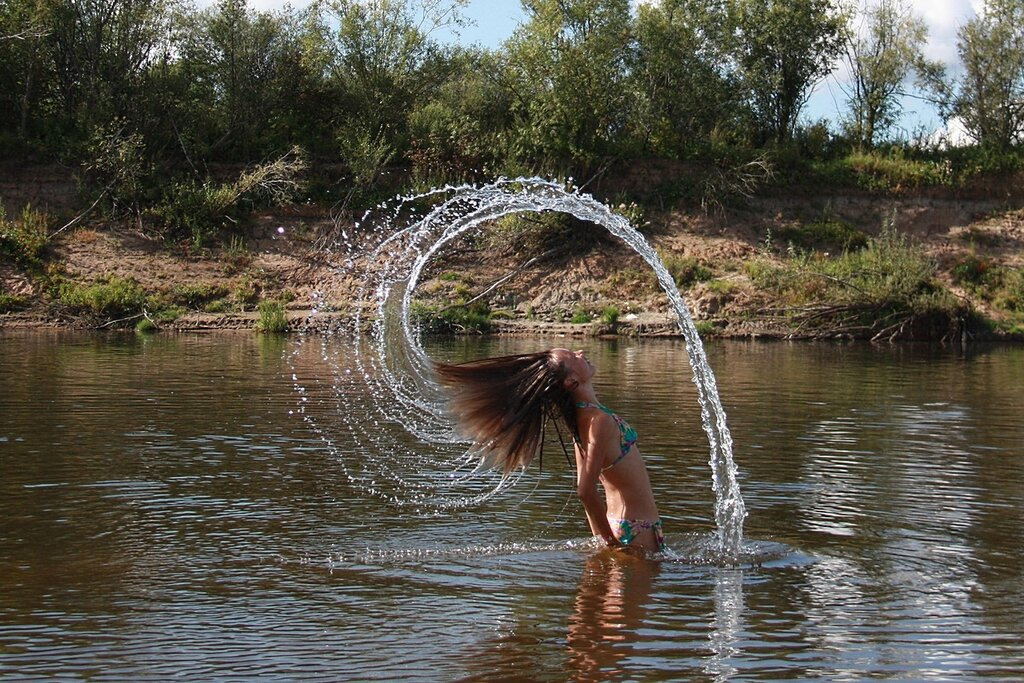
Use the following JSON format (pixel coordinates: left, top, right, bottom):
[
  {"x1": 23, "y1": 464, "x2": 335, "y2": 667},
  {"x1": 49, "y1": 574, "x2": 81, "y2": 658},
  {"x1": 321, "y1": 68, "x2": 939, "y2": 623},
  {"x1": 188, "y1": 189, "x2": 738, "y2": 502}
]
[{"x1": 200, "y1": 0, "x2": 987, "y2": 136}]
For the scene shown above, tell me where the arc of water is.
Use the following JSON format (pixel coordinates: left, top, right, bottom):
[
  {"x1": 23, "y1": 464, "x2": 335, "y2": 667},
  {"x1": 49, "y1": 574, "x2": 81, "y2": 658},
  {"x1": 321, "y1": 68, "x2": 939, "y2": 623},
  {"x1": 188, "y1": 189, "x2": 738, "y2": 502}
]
[{"x1": 352, "y1": 177, "x2": 746, "y2": 553}]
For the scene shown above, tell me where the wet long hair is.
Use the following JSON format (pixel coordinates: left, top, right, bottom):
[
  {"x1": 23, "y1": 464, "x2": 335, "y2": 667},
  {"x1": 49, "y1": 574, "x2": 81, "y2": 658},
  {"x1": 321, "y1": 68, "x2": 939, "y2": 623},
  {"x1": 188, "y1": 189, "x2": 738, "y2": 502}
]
[{"x1": 434, "y1": 351, "x2": 579, "y2": 474}]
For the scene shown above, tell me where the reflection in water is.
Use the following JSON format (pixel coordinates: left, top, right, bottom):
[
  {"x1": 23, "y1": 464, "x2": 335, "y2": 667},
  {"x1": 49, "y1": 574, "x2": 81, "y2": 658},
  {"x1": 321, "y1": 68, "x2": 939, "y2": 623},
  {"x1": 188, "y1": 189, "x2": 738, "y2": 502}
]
[
  {"x1": 704, "y1": 569, "x2": 745, "y2": 681},
  {"x1": 567, "y1": 551, "x2": 660, "y2": 680}
]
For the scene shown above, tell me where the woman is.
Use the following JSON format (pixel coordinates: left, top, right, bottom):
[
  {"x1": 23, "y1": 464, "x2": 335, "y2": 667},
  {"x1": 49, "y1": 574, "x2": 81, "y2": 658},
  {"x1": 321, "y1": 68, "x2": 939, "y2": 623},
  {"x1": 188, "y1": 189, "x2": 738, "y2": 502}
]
[{"x1": 434, "y1": 348, "x2": 664, "y2": 553}]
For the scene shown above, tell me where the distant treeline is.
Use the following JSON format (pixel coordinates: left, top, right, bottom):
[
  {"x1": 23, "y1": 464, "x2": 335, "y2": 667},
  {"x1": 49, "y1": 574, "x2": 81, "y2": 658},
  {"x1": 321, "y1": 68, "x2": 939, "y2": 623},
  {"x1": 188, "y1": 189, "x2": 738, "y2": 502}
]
[{"x1": 2, "y1": 0, "x2": 1023, "y2": 201}]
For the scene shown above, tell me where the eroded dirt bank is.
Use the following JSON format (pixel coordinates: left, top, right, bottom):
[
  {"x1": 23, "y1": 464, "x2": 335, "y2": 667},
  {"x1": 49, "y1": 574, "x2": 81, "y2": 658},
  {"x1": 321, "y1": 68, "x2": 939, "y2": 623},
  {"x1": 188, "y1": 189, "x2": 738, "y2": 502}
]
[{"x1": 2, "y1": 164, "x2": 1023, "y2": 341}]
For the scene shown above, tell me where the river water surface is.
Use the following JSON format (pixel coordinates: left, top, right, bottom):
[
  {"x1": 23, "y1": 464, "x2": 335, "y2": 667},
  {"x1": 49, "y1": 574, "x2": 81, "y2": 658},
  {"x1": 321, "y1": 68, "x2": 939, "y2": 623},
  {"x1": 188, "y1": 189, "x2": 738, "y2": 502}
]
[{"x1": 1, "y1": 331, "x2": 1022, "y2": 680}]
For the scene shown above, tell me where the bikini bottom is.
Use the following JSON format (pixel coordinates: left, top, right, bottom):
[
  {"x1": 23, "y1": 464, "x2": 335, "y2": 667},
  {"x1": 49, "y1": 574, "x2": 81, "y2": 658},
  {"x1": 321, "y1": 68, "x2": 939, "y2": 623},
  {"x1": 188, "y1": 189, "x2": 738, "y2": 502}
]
[{"x1": 613, "y1": 518, "x2": 665, "y2": 552}]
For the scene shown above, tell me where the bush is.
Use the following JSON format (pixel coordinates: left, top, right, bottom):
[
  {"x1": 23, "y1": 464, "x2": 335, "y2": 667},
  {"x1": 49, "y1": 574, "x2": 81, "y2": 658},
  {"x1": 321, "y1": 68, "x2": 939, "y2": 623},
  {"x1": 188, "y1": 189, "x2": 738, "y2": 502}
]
[
  {"x1": 56, "y1": 274, "x2": 149, "y2": 322},
  {"x1": 168, "y1": 282, "x2": 230, "y2": 309},
  {"x1": 842, "y1": 149, "x2": 951, "y2": 191},
  {"x1": 600, "y1": 305, "x2": 620, "y2": 324},
  {"x1": 752, "y1": 228, "x2": 963, "y2": 338},
  {"x1": 571, "y1": 307, "x2": 592, "y2": 324},
  {"x1": 775, "y1": 216, "x2": 868, "y2": 252},
  {"x1": 0, "y1": 205, "x2": 49, "y2": 271},
  {"x1": 662, "y1": 254, "x2": 712, "y2": 288},
  {"x1": 135, "y1": 317, "x2": 158, "y2": 334},
  {"x1": 255, "y1": 300, "x2": 289, "y2": 333},
  {"x1": 0, "y1": 293, "x2": 29, "y2": 312},
  {"x1": 411, "y1": 300, "x2": 492, "y2": 334},
  {"x1": 152, "y1": 148, "x2": 306, "y2": 246}
]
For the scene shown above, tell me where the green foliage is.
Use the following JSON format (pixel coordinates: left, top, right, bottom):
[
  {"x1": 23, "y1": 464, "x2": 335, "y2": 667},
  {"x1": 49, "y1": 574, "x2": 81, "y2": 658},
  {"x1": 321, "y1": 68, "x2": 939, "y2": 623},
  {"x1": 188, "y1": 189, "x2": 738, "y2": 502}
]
[
  {"x1": 82, "y1": 122, "x2": 150, "y2": 213},
  {"x1": 152, "y1": 148, "x2": 305, "y2": 245},
  {"x1": 231, "y1": 274, "x2": 263, "y2": 310},
  {"x1": 843, "y1": 149, "x2": 952, "y2": 190},
  {"x1": 662, "y1": 254, "x2": 713, "y2": 288},
  {"x1": 135, "y1": 317, "x2": 158, "y2": 334},
  {"x1": 695, "y1": 320, "x2": 716, "y2": 337},
  {"x1": 167, "y1": 282, "x2": 230, "y2": 309},
  {"x1": 487, "y1": 210, "x2": 603, "y2": 256},
  {"x1": 0, "y1": 292, "x2": 29, "y2": 312},
  {"x1": 632, "y1": 0, "x2": 741, "y2": 155},
  {"x1": 600, "y1": 305, "x2": 620, "y2": 324},
  {"x1": 56, "y1": 274, "x2": 149, "y2": 321},
  {"x1": 952, "y1": 254, "x2": 990, "y2": 286},
  {"x1": 255, "y1": 299, "x2": 288, "y2": 333},
  {"x1": 705, "y1": 278, "x2": 738, "y2": 295},
  {"x1": 0, "y1": 205, "x2": 48, "y2": 271},
  {"x1": 732, "y1": 0, "x2": 847, "y2": 145},
  {"x1": 411, "y1": 300, "x2": 492, "y2": 334},
  {"x1": 842, "y1": 0, "x2": 933, "y2": 148},
  {"x1": 3, "y1": 0, "x2": 1024, "y2": 218},
  {"x1": 776, "y1": 214, "x2": 868, "y2": 252},
  {"x1": 752, "y1": 228, "x2": 963, "y2": 337},
  {"x1": 571, "y1": 307, "x2": 593, "y2": 324},
  {"x1": 950, "y1": 0, "x2": 1024, "y2": 151},
  {"x1": 504, "y1": 0, "x2": 636, "y2": 166},
  {"x1": 953, "y1": 257, "x2": 1024, "y2": 323}
]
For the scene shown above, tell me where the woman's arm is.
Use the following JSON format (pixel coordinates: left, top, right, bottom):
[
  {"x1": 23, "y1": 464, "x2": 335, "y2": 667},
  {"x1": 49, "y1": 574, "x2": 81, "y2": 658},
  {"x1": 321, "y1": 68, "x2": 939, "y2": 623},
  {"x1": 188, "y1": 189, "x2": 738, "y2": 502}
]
[{"x1": 576, "y1": 416, "x2": 622, "y2": 547}]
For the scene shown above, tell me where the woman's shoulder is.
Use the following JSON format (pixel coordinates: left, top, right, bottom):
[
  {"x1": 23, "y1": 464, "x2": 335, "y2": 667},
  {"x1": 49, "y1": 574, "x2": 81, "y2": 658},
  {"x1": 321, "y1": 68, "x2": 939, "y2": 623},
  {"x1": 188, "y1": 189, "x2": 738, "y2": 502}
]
[{"x1": 578, "y1": 407, "x2": 618, "y2": 437}]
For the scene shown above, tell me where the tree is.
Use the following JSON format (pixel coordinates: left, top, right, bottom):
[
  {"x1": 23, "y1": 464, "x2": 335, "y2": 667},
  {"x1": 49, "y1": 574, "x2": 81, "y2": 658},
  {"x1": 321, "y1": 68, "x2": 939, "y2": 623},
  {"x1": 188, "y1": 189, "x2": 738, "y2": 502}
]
[
  {"x1": 632, "y1": 0, "x2": 742, "y2": 156},
  {"x1": 954, "y1": 0, "x2": 1024, "y2": 150},
  {"x1": 47, "y1": 0, "x2": 174, "y2": 143},
  {"x1": 731, "y1": 0, "x2": 847, "y2": 145},
  {"x1": 841, "y1": 0, "x2": 932, "y2": 149},
  {"x1": 0, "y1": 0, "x2": 52, "y2": 141},
  {"x1": 313, "y1": 0, "x2": 465, "y2": 183},
  {"x1": 503, "y1": 0, "x2": 635, "y2": 168}
]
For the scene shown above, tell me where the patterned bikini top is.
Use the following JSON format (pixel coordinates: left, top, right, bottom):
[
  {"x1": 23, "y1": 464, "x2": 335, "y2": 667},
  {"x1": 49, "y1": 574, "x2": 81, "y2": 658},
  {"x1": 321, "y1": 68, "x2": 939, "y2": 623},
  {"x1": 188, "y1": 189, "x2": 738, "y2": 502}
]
[{"x1": 575, "y1": 401, "x2": 638, "y2": 471}]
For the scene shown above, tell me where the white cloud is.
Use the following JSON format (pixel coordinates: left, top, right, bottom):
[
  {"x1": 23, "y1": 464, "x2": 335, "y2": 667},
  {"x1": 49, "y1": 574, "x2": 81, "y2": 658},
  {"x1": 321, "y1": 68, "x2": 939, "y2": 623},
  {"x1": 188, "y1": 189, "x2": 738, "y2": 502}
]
[{"x1": 914, "y1": 0, "x2": 979, "y2": 64}]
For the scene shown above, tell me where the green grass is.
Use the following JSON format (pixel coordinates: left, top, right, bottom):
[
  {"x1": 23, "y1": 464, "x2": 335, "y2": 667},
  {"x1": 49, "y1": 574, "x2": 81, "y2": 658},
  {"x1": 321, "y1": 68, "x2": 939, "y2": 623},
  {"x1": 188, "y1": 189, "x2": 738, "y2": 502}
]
[
  {"x1": 255, "y1": 300, "x2": 288, "y2": 333},
  {"x1": 571, "y1": 307, "x2": 592, "y2": 324},
  {"x1": 750, "y1": 228, "x2": 964, "y2": 338},
  {"x1": 952, "y1": 256, "x2": 1024, "y2": 327},
  {"x1": 775, "y1": 217, "x2": 868, "y2": 253},
  {"x1": 0, "y1": 293, "x2": 29, "y2": 312},
  {"x1": 600, "y1": 305, "x2": 620, "y2": 324},
  {"x1": 135, "y1": 317, "x2": 158, "y2": 334},
  {"x1": 0, "y1": 205, "x2": 49, "y2": 272},
  {"x1": 168, "y1": 282, "x2": 230, "y2": 309},
  {"x1": 56, "y1": 274, "x2": 149, "y2": 322},
  {"x1": 662, "y1": 254, "x2": 713, "y2": 288},
  {"x1": 411, "y1": 300, "x2": 493, "y2": 334}
]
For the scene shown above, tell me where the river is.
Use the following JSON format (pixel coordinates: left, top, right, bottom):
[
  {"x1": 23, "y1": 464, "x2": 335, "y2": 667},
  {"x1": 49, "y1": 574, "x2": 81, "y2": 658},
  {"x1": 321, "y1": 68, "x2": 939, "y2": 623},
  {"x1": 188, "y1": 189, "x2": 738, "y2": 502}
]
[{"x1": 1, "y1": 331, "x2": 1021, "y2": 680}]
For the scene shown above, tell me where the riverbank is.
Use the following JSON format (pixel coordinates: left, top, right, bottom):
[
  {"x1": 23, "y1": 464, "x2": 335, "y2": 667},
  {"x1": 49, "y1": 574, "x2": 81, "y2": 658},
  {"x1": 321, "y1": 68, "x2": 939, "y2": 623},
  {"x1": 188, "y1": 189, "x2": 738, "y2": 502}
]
[{"x1": 3, "y1": 164, "x2": 1023, "y2": 341}]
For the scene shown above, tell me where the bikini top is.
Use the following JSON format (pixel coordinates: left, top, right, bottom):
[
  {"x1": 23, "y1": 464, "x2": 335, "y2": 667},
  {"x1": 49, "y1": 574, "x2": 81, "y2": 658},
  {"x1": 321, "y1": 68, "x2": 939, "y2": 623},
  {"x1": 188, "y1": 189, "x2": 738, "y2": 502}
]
[{"x1": 575, "y1": 401, "x2": 638, "y2": 471}]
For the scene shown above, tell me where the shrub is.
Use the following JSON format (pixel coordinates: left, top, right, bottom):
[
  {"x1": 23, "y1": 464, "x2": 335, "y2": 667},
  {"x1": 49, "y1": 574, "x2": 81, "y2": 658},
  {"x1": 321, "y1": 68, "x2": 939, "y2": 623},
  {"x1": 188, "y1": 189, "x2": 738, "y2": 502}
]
[
  {"x1": 752, "y1": 228, "x2": 963, "y2": 338},
  {"x1": 0, "y1": 293, "x2": 29, "y2": 312},
  {"x1": 695, "y1": 320, "x2": 716, "y2": 337},
  {"x1": 843, "y1": 149, "x2": 950, "y2": 191},
  {"x1": 255, "y1": 300, "x2": 288, "y2": 333},
  {"x1": 135, "y1": 317, "x2": 158, "y2": 334},
  {"x1": 571, "y1": 307, "x2": 592, "y2": 324},
  {"x1": 0, "y1": 205, "x2": 49, "y2": 271},
  {"x1": 662, "y1": 254, "x2": 713, "y2": 288},
  {"x1": 411, "y1": 300, "x2": 492, "y2": 334},
  {"x1": 486, "y1": 210, "x2": 606, "y2": 257},
  {"x1": 152, "y1": 148, "x2": 306, "y2": 246},
  {"x1": 600, "y1": 305, "x2": 620, "y2": 324},
  {"x1": 952, "y1": 255, "x2": 990, "y2": 286},
  {"x1": 56, "y1": 274, "x2": 149, "y2": 322},
  {"x1": 169, "y1": 282, "x2": 230, "y2": 309},
  {"x1": 775, "y1": 217, "x2": 868, "y2": 252}
]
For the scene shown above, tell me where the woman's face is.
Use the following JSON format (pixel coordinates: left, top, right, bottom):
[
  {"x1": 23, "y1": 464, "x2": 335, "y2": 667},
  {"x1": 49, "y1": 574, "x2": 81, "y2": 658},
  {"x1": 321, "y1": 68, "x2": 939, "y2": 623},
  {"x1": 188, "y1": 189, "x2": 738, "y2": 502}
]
[{"x1": 553, "y1": 348, "x2": 595, "y2": 384}]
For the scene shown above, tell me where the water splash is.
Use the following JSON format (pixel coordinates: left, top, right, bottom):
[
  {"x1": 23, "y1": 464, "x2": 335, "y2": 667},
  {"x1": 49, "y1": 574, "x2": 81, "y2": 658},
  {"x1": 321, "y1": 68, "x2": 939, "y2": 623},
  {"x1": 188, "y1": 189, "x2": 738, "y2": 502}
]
[{"x1": 300, "y1": 177, "x2": 747, "y2": 555}]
